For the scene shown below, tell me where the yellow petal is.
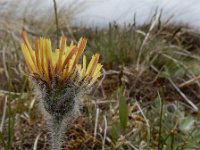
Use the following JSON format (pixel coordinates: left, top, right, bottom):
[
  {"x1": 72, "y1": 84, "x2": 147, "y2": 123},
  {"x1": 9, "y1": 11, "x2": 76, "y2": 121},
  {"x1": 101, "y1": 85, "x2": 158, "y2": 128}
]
[
  {"x1": 83, "y1": 55, "x2": 86, "y2": 72},
  {"x1": 86, "y1": 55, "x2": 95, "y2": 75},
  {"x1": 89, "y1": 71, "x2": 101, "y2": 85},
  {"x1": 40, "y1": 38, "x2": 49, "y2": 80},
  {"x1": 65, "y1": 41, "x2": 75, "y2": 56},
  {"x1": 89, "y1": 54, "x2": 100, "y2": 77},
  {"x1": 86, "y1": 54, "x2": 99, "y2": 77},
  {"x1": 21, "y1": 32, "x2": 102, "y2": 85},
  {"x1": 45, "y1": 39, "x2": 53, "y2": 80},
  {"x1": 52, "y1": 49, "x2": 59, "y2": 67},
  {"x1": 76, "y1": 64, "x2": 82, "y2": 81},
  {"x1": 21, "y1": 43, "x2": 36, "y2": 72},
  {"x1": 92, "y1": 64, "x2": 103, "y2": 78},
  {"x1": 72, "y1": 38, "x2": 87, "y2": 68},
  {"x1": 61, "y1": 47, "x2": 77, "y2": 71},
  {"x1": 22, "y1": 32, "x2": 36, "y2": 66},
  {"x1": 61, "y1": 54, "x2": 76, "y2": 81},
  {"x1": 68, "y1": 54, "x2": 76, "y2": 74},
  {"x1": 57, "y1": 36, "x2": 66, "y2": 73},
  {"x1": 34, "y1": 38, "x2": 42, "y2": 75}
]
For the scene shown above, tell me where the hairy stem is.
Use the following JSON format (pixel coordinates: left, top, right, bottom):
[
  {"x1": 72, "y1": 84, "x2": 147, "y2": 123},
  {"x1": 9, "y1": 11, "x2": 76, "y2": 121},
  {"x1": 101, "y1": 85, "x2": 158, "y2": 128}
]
[{"x1": 50, "y1": 117, "x2": 65, "y2": 150}]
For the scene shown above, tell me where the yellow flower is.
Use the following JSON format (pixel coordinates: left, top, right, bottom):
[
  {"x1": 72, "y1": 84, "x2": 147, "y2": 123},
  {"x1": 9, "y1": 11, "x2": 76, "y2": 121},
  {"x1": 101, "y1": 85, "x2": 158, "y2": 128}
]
[{"x1": 21, "y1": 31, "x2": 102, "y2": 86}]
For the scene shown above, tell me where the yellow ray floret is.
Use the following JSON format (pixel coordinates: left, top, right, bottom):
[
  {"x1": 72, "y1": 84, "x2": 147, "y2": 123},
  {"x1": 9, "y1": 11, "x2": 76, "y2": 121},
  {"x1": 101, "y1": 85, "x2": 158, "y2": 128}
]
[{"x1": 21, "y1": 31, "x2": 102, "y2": 86}]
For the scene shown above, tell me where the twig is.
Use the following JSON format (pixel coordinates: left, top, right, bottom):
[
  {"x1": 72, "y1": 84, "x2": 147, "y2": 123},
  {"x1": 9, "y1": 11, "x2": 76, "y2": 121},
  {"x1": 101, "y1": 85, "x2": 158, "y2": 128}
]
[
  {"x1": 179, "y1": 75, "x2": 200, "y2": 88},
  {"x1": 168, "y1": 77, "x2": 198, "y2": 112},
  {"x1": 102, "y1": 116, "x2": 107, "y2": 150}
]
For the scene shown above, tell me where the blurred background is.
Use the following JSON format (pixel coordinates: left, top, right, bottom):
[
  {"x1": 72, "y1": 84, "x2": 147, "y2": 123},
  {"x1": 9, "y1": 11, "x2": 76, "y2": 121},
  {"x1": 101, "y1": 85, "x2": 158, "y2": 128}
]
[
  {"x1": 1, "y1": 0, "x2": 200, "y2": 31},
  {"x1": 1, "y1": 0, "x2": 200, "y2": 149}
]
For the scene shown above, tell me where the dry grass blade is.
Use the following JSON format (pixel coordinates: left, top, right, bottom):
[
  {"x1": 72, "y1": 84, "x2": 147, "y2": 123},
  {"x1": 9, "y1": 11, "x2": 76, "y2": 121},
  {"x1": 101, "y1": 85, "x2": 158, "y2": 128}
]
[
  {"x1": 94, "y1": 108, "x2": 100, "y2": 139},
  {"x1": 92, "y1": 100, "x2": 116, "y2": 105},
  {"x1": 93, "y1": 68, "x2": 106, "y2": 98},
  {"x1": 0, "y1": 89, "x2": 27, "y2": 96},
  {"x1": 179, "y1": 75, "x2": 200, "y2": 88},
  {"x1": 168, "y1": 77, "x2": 198, "y2": 112},
  {"x1": 0, "y1": 96, "x2": 7, "y2": 132},
  {"x1": 33, "y1": 133, "x2": 41, "y2": 150},
  {"x1": 136, "y1": 11, "x2": 160, "y2": 70},
  {"x1": 2, "y1": 48, "x2": 9, "y2": 80},
  {"x1": 136, "y1": 101, "x2": 150, "y2": 148},
  {"x1": 102, "y1": 115, "x2": 107, "y2": 150},
  {"x1": 29, "y1": 98, "x2": 36, "y2": 110},
  {"x1": 126, "y1": 141, "x2": 139, "y2": 150}
]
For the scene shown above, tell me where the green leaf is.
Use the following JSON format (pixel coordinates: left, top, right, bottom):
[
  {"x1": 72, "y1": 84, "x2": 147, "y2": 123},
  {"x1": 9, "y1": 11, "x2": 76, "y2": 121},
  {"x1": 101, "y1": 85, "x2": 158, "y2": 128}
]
[
  {"x1": 118, "y1": 87, "x2": 128, "y2": 130},
  {"x1": 184, "y1": 139, "x2": 200, "y2": 150},
  {"x1": 179, "y1": 116, "x2": 194, "y2": 133},
  {"x1": 191, "y1": 130, "x2": 200, "y2": 142},
  {"x1": 111, "y1": 121, "x2": 121, "y2": 143}
]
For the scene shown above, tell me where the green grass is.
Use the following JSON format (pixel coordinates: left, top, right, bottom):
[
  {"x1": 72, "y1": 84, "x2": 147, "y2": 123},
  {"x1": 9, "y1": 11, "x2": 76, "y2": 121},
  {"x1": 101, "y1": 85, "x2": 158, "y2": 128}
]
[{"x1": 75, "y1": 23, "x2": 200, "y2": 80}]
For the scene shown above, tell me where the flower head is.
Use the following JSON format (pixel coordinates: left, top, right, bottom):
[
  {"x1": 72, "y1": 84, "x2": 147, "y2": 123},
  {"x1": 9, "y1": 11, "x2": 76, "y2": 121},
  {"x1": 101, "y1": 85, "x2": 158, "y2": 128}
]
[
  {"x1": 21, "y1": 32, "x2": 102, "y2": 149},
  {"x1": 21, "y1": 31, "x2": 102, "y2": 87}
]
